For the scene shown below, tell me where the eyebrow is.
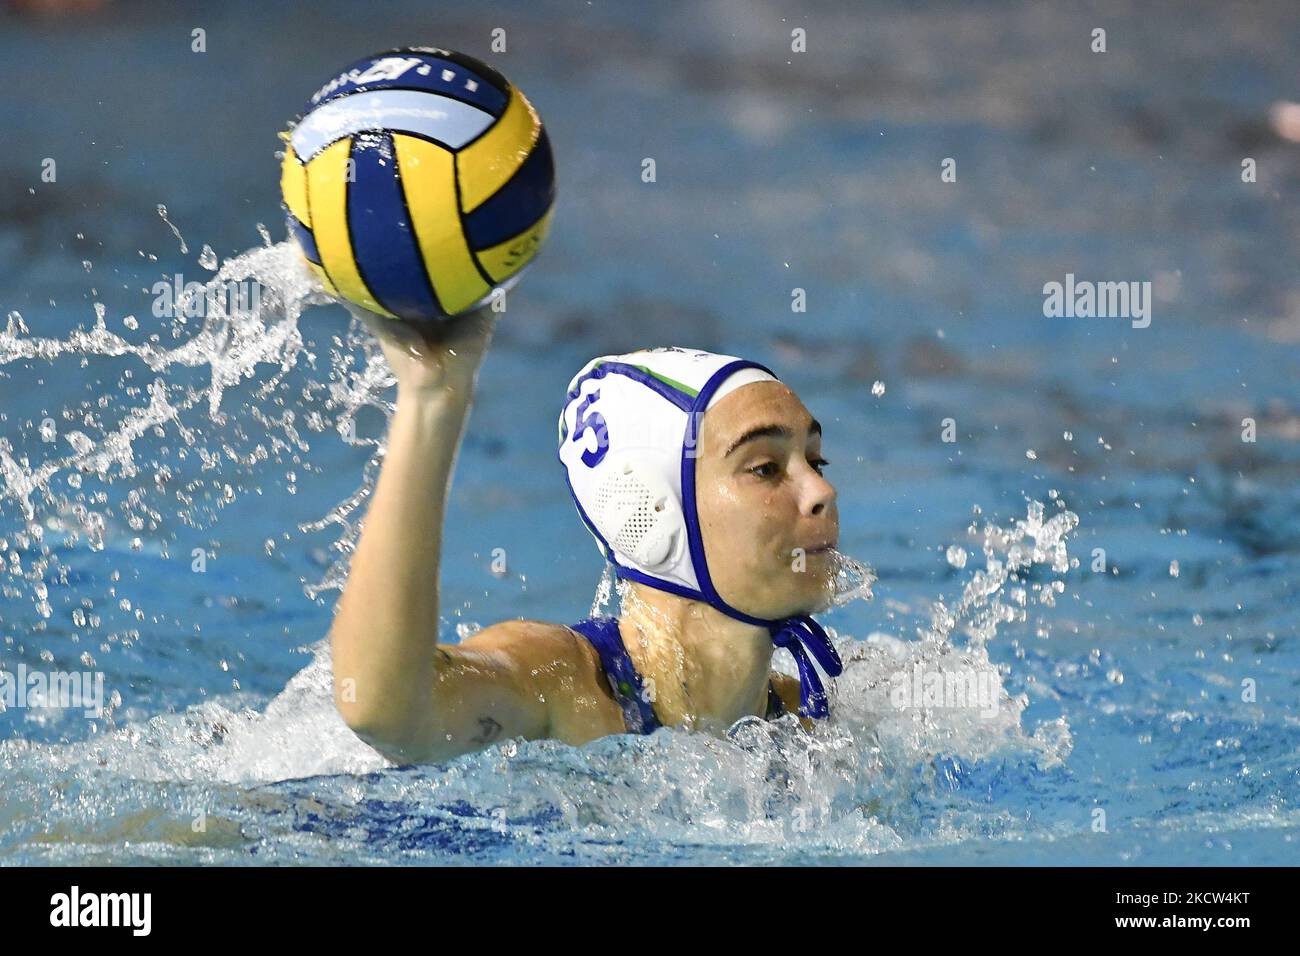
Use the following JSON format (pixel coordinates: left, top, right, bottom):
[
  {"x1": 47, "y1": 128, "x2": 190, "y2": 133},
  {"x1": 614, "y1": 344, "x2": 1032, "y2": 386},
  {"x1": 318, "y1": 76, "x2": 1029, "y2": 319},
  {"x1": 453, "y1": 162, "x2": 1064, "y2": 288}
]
[{"x1": 724, "y1": 418, "x2": 822, "y2": 458}]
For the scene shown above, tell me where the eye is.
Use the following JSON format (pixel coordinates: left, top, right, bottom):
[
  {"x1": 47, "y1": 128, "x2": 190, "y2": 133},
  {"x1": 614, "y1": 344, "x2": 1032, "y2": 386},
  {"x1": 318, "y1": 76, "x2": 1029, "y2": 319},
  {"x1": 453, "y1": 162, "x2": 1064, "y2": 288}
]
[
  {"x1": 809, "y1": 457, "x2": 830, "y2": 475},
  {"x1": 748, "y1": 461, "x2": 781, "y2": 479}
]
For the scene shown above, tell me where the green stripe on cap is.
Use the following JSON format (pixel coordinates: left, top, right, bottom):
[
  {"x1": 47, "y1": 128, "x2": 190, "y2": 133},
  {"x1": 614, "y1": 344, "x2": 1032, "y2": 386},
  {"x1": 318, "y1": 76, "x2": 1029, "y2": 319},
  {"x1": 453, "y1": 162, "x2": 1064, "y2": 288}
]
[{"x1": 629, "y1": 364, "x2": 698, "y2": 397}]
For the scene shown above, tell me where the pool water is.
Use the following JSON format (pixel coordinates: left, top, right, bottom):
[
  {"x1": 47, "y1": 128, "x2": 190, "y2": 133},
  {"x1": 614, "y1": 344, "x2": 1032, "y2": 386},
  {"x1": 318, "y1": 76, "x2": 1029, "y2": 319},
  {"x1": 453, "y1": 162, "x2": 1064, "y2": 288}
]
[{"x1": 1, "y1": 0, "x2": 1297, "y2": 865}]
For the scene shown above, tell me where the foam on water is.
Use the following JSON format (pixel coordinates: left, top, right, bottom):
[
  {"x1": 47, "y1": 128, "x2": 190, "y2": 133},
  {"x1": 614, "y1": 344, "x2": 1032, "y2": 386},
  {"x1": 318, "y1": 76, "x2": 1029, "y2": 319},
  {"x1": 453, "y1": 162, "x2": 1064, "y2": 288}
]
[{"x1": 3, "y1": 489, "x2": 1079, "y2": 864}]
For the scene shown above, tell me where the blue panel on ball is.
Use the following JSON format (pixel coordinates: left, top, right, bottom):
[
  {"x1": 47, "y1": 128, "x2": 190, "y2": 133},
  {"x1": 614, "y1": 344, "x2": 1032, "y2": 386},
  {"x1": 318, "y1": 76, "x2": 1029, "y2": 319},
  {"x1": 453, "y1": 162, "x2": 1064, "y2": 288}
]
[
  {"x1": 347, "y1": 132, "x2": 442, "y2": 321},
  {"x1": 463, "y1": 126, "x2": 556, "y2": 250},
  {"x1": 308, "y1": 51, "x2": 508, "y2": 118}
]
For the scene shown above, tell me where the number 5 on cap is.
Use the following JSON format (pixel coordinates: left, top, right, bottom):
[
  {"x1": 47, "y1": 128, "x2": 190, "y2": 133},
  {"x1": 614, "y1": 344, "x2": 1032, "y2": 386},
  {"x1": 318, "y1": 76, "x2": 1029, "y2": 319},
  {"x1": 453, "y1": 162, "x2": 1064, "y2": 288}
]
[{"x1": 572, "y1": 390, "x2": 609, "y2": 467}]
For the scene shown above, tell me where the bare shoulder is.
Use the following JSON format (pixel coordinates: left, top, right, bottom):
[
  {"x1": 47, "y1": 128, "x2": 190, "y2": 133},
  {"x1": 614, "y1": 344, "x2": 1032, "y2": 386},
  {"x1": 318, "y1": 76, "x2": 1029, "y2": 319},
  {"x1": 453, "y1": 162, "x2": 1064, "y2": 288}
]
[
  {"x1": 458, "y1": 618, "x2": 581, "y2": 656},
  {"x1": 454, "y1": 618, "x2": 590, "y2": 685},
  {"x1": 457, "y1": 619, "x2": 622, "y2": 742}
]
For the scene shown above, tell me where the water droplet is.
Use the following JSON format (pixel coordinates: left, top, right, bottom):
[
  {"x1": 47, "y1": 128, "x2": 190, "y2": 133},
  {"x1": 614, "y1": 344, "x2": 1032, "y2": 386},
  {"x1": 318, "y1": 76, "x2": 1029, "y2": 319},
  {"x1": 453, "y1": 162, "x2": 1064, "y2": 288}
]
[
  {"x1": 1169, "y1": 560, "x2": 1180, "y2": 578},
  {"x1": 826, "y1": 550, "x2": 876, "y2": 607},
  {"x1": 871, "y1": 380, "x2": 886, "y2": 397},
  {"x1": 157, "y1": 203, "x2": 188, "y2": 254},
  {"x1": 945, "y1": 545, "x2": 967, "y2": 568},
  {"x1": 198, "y1": 244, "x2": 219, "y2": 270}
]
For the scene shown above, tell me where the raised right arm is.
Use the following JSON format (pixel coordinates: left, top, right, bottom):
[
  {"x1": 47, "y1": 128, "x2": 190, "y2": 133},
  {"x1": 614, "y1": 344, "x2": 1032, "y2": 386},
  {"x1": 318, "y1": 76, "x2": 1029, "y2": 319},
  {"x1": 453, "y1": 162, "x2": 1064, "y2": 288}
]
[{"x1": 327, "y1": 308, "x2": 561, "y2": 763}]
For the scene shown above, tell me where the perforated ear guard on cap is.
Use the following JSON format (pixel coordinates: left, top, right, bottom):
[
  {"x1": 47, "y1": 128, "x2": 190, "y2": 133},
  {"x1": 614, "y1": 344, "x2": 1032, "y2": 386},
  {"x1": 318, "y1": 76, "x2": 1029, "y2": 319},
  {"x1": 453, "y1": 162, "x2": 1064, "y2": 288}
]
[{"x1": 589, "y1": 453, "x2": 683, "y2": 570}]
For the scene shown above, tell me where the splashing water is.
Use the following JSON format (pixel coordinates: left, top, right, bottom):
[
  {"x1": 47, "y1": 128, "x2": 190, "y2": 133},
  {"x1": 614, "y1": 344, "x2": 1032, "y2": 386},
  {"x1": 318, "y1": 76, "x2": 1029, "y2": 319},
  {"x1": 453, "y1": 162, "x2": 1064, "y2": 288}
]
[
  {"x1": 157, "y1": 204, "x2": 188, "y2": 256},
  {"x1": 827, "y1": 549, "x2": 877, "y2": 608},
  {"x1": 0, "y1": 231, "x2": 1084, "y2": 863},
  {"x1": 0, "y1": 240, "x2": 409, "y2": 620},
  {"x1": 832, "y1": 500, "x2": 1079, "y2": 784},
  {"x1": 0, "y1": 496, "x2": 1079, "y2": 863}
]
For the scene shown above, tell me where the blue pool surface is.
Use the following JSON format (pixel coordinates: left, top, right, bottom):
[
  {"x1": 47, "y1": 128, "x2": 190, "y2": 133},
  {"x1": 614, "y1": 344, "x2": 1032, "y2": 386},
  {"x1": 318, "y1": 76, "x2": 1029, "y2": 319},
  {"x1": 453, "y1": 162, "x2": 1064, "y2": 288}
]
[{"x1": 0, "y1": 0, "x2": 1297, "y2": 865}]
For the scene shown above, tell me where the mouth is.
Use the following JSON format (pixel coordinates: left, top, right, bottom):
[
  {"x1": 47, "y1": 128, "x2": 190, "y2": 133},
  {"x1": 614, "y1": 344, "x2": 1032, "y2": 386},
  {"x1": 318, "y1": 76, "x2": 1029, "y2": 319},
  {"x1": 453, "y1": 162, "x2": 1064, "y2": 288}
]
[{"x1": 805, "y1": 541, "x2": 837, "y2": 555}]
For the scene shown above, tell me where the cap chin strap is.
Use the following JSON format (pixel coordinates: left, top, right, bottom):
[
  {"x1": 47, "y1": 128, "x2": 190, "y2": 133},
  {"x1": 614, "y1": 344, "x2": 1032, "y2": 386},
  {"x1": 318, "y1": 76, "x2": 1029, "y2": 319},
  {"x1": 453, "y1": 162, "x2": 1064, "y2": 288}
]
[
  {"x1": 678, "y1": 360, "x2": 844, "y2": 721},
  {"x1": 771, "y1": 618, "x2": 841, "y2": 719}
]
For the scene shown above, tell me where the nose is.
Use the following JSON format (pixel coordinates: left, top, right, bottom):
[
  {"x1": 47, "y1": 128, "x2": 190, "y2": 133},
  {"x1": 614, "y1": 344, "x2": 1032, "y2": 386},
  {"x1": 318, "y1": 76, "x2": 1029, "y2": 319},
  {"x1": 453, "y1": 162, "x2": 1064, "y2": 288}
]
[
  {"x1": 809, "y1": 488, "x2": 834, "y2": 517},
  {"x1": 802, "y1": 464, "x2": 837, "y2": 518}
]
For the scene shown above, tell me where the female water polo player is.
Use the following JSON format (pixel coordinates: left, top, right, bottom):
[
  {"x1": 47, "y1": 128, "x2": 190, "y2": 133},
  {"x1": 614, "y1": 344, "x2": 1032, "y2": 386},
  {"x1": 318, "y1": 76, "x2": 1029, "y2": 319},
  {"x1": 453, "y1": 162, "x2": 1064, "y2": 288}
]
[{"x1": 329, "y1": 310, "x2": 842, "y2": 764}]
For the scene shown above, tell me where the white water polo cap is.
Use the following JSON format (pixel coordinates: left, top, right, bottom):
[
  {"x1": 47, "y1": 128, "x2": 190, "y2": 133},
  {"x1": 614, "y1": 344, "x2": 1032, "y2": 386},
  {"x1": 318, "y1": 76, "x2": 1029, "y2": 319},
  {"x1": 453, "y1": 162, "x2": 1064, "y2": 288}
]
[{"x1": 556, "y1": 346, "x2": 843, "y2": 719}]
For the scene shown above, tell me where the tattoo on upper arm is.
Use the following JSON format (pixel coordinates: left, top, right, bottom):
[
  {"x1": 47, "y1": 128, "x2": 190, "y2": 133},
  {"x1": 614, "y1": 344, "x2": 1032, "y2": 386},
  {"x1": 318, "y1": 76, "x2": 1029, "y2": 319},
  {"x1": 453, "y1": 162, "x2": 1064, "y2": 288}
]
[{"x1": 470, "y1": 716, "x2": 503, "y2": 745}]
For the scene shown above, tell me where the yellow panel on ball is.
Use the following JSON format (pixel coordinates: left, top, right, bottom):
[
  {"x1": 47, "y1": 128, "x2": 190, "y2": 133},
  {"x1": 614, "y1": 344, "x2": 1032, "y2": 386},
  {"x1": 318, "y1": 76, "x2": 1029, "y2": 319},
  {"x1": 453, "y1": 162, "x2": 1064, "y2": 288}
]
[
  {"x1": 392, "y1": 133, "x2": 492, "y2": 316},
  {"x1": 475, "y1": 205, "x2": 555, "y2": 284},
  {"x1": 280, "y1": 144, "x2": 311, "y2": 227},
  {"x1": 306, "y1": 139, "x2": 397, "y2": 319}
]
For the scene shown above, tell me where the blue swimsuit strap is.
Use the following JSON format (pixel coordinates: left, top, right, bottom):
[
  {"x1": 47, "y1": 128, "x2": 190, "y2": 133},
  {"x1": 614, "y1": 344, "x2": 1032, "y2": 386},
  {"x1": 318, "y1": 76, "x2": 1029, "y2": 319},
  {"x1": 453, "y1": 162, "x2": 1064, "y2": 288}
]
[
  {"x1": 568, "y1": 617, "x2": 786, "y2": 735},
  {"x1": 568, "y1": 617, "x2": 659, "y2": 734}
]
